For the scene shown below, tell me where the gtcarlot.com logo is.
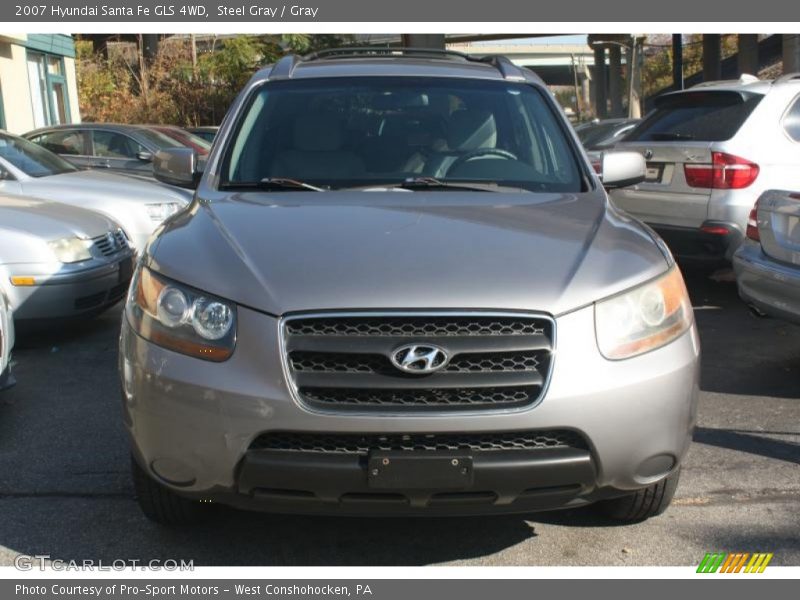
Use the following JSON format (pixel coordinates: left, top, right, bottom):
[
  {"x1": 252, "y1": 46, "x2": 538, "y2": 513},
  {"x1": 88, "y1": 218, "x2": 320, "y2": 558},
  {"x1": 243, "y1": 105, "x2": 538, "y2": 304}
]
[
  {"x1": 697, "y1": 552, "x2": 773, "y2": 573},
  {"x1": 14, "y1": 554, "x2": 194, "y2": 571}
]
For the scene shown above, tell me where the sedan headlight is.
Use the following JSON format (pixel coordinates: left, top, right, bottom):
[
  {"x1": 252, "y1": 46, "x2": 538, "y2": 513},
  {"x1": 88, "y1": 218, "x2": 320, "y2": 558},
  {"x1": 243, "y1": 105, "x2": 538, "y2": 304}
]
[
  {"x1": 145, "y1": 202, "x2": 182, "y2": 223},
  {"x1": 126, "y1": 266, "x2": 236, "y2": 361},
  {"x1": 48, "y1": 237, "x2": 92, "y2": 263},
  {"x1": 595, "y1": 266, "x2": 693, "y2": 360}
]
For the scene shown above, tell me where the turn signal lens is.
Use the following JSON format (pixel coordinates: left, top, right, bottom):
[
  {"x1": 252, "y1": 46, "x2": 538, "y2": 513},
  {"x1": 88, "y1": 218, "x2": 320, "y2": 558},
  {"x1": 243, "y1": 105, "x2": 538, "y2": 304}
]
[
  {"x1": 10, "y1": 276, "x2": 36, "y2": 286},
  {"x1": 595, "y1": 267, "x2": 693, "y2": 360}
]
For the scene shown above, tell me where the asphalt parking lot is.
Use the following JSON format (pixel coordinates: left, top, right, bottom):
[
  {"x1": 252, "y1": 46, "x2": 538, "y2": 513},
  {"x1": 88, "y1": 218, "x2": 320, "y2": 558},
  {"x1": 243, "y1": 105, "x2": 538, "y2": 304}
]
[{"x1": 0, "y1": 265, "x2": 798, "y2": 567}]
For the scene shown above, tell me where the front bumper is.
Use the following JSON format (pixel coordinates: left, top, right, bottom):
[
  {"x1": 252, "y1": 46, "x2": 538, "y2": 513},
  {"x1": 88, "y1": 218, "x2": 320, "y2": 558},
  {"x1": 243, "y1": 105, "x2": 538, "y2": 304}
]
[
  {"x1": 734, "y1": 240, "x2": 800, "y2": 325},
  {"x1": 121, "y1": 304, "x2": 700, "y2": 515},
  {"x1": 5, "y1": 252, "x2": 135, "y2": 322}
]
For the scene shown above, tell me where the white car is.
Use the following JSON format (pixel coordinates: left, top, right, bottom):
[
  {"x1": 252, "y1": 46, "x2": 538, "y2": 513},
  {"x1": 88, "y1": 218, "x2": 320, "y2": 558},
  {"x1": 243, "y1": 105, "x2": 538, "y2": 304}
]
[
  {"x1": 0, "y1": 288, "x2": 14, "y2": 390},
  {"x1": 0, "y1": 131, "x2": 191, "y2": 251}
]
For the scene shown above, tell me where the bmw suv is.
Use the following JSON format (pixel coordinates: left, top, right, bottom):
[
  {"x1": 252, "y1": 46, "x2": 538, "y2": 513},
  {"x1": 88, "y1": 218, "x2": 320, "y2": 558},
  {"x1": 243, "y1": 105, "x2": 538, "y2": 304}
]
[
  {"x1": 612, "y1": 73, "x2": 800, "y2": 262},
  {"x1": 120, "y1": 49, "x2": 700, "y2": 525}
]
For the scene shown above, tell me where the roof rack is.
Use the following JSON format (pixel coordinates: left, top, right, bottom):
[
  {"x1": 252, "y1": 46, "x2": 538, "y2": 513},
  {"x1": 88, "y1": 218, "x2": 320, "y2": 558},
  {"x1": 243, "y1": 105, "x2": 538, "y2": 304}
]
[
  {"x1": 303, "y1": 47, "x2": 478, "y2": 62},
  {"x1": 299, "y1": 47, "x2": 531, "y2": 82},
  {"x1": 268, "y1": 54, "x2": 302, "y2": 80}
]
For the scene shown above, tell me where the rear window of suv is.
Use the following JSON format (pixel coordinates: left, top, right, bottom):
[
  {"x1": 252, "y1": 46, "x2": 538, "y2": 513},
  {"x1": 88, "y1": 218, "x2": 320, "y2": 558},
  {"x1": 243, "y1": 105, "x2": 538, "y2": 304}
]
[
  {"x1": 626, "y1": 91, "x2": 763, "y2": 142},
  {"x1": 221, "y1": 77, "x2": 585, "y2": 193}
]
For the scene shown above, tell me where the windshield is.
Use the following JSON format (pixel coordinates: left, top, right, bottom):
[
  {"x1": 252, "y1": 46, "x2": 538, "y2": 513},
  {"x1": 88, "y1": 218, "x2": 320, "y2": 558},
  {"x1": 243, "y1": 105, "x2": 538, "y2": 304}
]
[
  {"x1": 0, "y1": 133, "x2": 78, "y2": 177},
  {"x1": 222, "y1": 77, "x2": 584, "y2": 192}
]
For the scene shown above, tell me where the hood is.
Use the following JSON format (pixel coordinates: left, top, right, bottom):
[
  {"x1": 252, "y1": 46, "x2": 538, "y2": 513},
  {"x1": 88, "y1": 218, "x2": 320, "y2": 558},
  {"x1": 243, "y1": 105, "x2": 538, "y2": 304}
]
[
  {"x1": 0, "y1": 193, "x2": 120, "y2": 240},
  {"x1": 21, "y1": 169, "x2": 192, "y2": 204},
  {"x1": 149, "y1": 191, "x2": 669, "y2": 316}
]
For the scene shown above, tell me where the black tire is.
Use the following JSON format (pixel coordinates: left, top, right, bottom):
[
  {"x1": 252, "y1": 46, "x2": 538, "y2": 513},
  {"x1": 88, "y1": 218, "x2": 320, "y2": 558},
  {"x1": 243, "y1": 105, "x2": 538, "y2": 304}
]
[
  {"x1": 595, "y1": 469, "x2": 681, "y2": 522},
  {"x1": 131, "y1": 457, "x2": 208, "y2": 526}
]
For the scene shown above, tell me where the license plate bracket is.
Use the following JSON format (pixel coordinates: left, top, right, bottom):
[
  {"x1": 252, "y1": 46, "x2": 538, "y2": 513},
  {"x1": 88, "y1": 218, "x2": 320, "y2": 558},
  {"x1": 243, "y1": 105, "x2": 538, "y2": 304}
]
[{"x1": 367, "y1": 452, "x2": 474, "y2": 490}]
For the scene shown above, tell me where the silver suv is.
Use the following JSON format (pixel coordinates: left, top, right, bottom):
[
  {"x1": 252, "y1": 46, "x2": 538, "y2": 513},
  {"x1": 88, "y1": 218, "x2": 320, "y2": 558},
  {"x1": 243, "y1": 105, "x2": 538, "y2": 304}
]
[
  {"x1": 612, "y1": 73, "x2": 800, "y2": 261},
  {"x1": 120, "y1": 49, "x2": 700, "y2": 525}
]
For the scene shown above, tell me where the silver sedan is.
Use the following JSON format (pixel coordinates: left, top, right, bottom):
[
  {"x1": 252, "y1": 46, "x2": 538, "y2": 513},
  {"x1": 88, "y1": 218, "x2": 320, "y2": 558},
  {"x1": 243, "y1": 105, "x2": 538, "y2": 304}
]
[
  {"x1": 0, "y1": 192, "x2": 135, "y2": 325},
  {"x1": 0, "y1": 132, "x2": 191, "y2": 252},
  {"x1": 734, "y1": 189, "x2": 800, "y2": 324}
]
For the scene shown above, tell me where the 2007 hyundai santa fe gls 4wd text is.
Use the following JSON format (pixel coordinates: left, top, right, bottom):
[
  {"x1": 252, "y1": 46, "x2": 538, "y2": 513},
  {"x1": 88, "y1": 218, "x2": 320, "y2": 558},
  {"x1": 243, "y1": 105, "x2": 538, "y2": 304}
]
[{"x1": 120, "y1": 49, "x2": 700, "y2": 525}]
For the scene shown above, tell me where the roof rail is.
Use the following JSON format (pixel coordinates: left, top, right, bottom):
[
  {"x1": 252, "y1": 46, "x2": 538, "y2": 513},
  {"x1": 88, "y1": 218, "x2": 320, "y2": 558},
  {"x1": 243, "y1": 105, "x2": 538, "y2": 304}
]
[
  {"x1": 301, "y1": 47, "x2": 535, "y2": 82},
  {"x1": 774, "y1": 72, "x2": 800, "y2": 84},
  {"x1": 303, "y1": 47, "x2": 477, "y2": 62},
  {"x1": 476, "y1": 55, "x2": 528, "y2": 81},
  {"x1": 268, "y1": 54, "x2": 302, "y2": 80}
]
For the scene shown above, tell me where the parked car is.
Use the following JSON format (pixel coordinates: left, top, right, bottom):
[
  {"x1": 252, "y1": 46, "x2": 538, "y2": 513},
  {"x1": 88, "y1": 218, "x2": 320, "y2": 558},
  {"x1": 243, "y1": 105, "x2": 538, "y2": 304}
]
[
  {"x1": 612, "y1": 73, "x2": 800, "y2": 262},
  {"x1": 122, "y1": 49, "x2": 700, "y2": 526},
  {"x1": 0, "y1": 132, "x2": 190, "y2": 251},
  {"x1": 23, "y1": 123, "x2": 190, "y2": 177},
  {"x1": 185, "y1": 126, "x2": 219, "y2": 143},
  {"x1": 575, "y1": 118, "x2": 640, "y2": 150},
  {"x1": 145, "y1": 125, "x2": 212, "y2": 155},
  {"x1": 733, "y1": 189, "x2": 800, "y2": 324},
  {"x1": 0, "y1": 288, "x2": 13, "y2": 390},
  {"x1": 0, "y1": 192, "x2": 135, "y2": 325}
]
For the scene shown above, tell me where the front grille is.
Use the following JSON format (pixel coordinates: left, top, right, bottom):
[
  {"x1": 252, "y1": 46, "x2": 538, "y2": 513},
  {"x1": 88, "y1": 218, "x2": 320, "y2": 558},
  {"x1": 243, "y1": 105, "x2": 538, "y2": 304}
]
[
  {"x1": 286, "y1": 316, "x2": 544, "y2": 337},
  {"x1": 91, "y1": 229, "x2": 129, "y2": 257},
  {"x1": 283, "y1": 313, "x2": 554, "y2": 412},
  {"x1": 249, "y1": 430, "x2": 586, "y2": 455}
]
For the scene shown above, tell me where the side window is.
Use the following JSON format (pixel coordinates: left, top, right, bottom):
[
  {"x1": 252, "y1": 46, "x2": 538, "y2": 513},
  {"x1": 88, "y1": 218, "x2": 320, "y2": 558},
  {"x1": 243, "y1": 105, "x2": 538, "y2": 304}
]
[
  {"x1": 784, "y1": 95, "x2": 800, "y2": 142},
  {"x1": 92, "y1": 131, "x2": 144, "y2": 159},
  {"x1": 33, "y1": 130, "x2": 86, "y2": 155}
]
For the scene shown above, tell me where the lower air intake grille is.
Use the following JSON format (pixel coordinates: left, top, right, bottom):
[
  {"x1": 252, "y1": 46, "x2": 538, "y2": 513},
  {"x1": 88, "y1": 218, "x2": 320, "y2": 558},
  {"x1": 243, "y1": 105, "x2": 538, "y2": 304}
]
[{"x1": 249, "y1": 430, "x2": 587, "y2": 455}]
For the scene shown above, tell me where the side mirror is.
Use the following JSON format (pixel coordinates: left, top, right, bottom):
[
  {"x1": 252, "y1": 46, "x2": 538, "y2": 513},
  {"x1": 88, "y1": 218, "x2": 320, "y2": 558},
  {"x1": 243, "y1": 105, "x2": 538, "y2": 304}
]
[
  {"x1": 137, "y1": 150, "x2": 154, "y2": 162},
  {"x1": 599, "y1": 151, "x2": 646, "y2": 189},
  {"x1": 153, "y1": 148, "x2": 199, "y2": 189}
]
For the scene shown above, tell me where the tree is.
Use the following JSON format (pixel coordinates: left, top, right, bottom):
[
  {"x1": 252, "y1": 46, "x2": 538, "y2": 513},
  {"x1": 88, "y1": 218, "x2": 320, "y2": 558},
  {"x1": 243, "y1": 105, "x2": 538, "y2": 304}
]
[{"x1": 75, "y1": 34, "x2": 353, "y2": 125}]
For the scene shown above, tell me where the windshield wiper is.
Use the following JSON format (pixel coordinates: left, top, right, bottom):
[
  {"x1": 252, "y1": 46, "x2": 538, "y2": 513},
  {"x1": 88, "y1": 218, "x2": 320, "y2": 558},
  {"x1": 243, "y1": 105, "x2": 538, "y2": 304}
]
[
  {"x1": 394, "y1": 177, "x2": 502, "y2": 192},
  {"x1": 221, "y1": 178, "x2": 326, "y2": 192}
]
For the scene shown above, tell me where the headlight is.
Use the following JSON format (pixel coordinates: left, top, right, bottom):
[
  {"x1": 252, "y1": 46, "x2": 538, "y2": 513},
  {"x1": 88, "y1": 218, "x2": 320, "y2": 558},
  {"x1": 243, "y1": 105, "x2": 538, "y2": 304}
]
[
  {"x1": 145, "y1": 202, "x2": 182, "y2": 222},
  {"x1": 595, "y1": 266, "x2": 693, "y2": 360},
  {"x1": 48, "y1": 237, "x2": 92, "y2": 263},
  {"x1": 126, "y1": 266, "x2": 236, "y2": 361}
]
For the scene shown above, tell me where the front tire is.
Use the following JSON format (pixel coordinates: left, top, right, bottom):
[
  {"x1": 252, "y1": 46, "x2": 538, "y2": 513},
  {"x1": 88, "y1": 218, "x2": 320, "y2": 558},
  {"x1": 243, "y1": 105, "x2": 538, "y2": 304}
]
[
  {"x1": 131, "y1": 457, "x2": 208, "y2": 526},
  {"x1": 595, "y1": 469, "x2": 681, "y2": 522}
]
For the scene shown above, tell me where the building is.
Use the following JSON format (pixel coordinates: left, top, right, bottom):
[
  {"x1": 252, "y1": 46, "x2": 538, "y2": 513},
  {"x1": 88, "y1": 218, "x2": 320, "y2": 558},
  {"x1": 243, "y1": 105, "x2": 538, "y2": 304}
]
[{"x1": 0, "y1": 34, "x2": 80, "y2": 134}]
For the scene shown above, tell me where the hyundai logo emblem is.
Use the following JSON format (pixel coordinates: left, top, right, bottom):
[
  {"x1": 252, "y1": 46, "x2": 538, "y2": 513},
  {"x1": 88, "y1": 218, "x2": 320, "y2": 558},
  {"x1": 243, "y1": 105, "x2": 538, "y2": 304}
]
[{"x1": 390, "y1": 344, "x2": 449, "y2": 374}]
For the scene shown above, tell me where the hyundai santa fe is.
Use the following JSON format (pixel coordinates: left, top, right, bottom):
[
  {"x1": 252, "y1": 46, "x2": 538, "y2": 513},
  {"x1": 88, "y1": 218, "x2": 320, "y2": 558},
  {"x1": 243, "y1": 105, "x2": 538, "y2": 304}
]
[{"x1": 120, "y1": 49, "x2": 700, "y2": 525}]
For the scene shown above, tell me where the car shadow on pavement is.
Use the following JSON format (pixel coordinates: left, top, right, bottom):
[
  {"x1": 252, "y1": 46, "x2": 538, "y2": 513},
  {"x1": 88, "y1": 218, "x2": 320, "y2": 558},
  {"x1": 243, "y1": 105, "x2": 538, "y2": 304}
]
[
  {"x1": 681, "y1": 264, "x2": 800, "y2": 400},
  {"x1": 0, "y1": 499, "x2": 542, "y2": 566},
  {"x1": 693, "y1": 427, "x2": 800, "y2": 465}
]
